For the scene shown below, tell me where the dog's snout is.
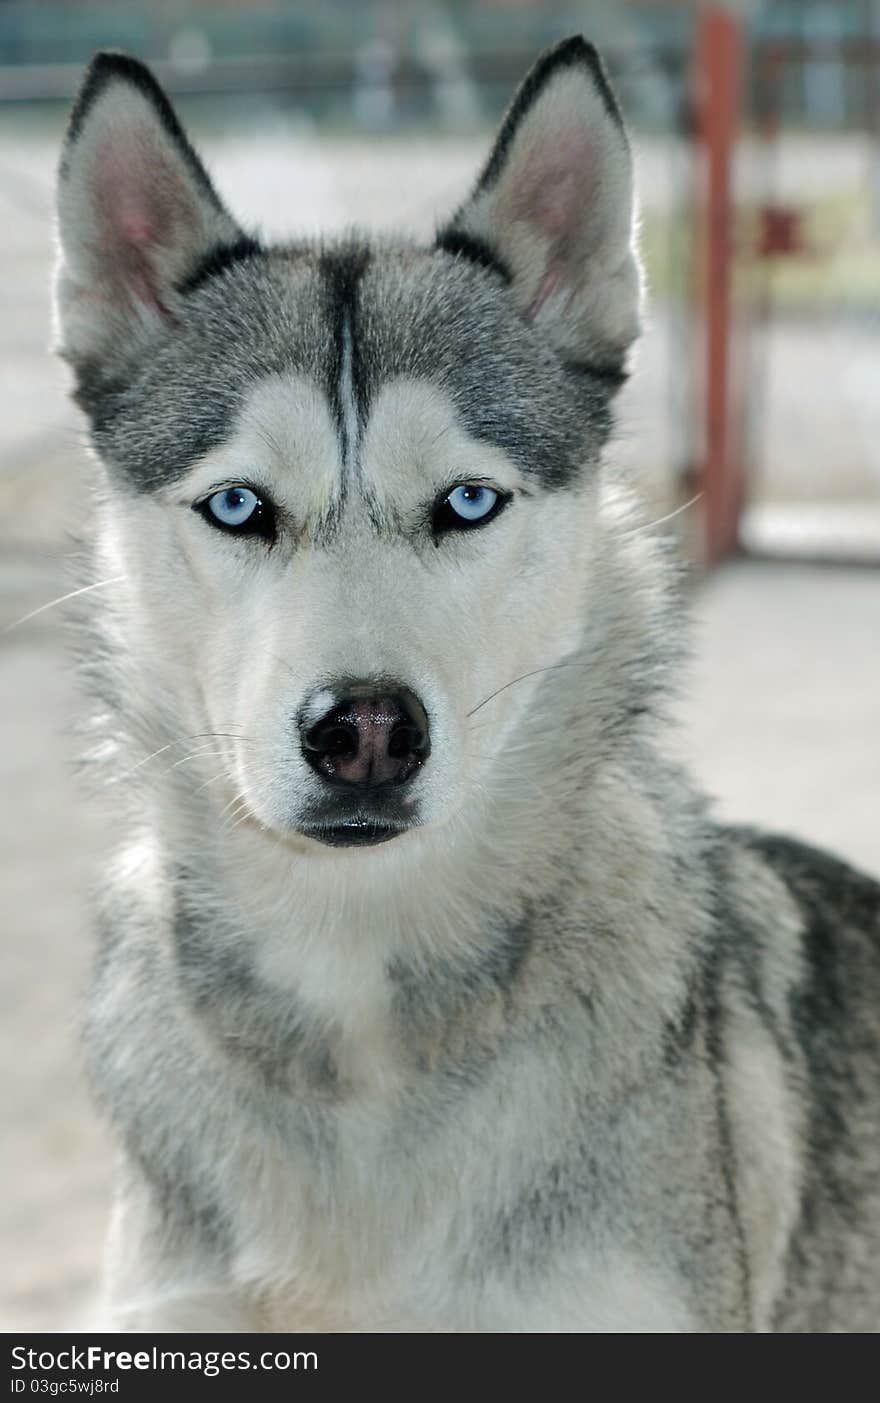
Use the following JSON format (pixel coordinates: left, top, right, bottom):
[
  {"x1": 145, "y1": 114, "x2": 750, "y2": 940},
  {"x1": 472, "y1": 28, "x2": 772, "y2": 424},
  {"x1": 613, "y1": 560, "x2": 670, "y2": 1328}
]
[{"x1": 301, "y1": 686, "x2": 430, "y2": 787}]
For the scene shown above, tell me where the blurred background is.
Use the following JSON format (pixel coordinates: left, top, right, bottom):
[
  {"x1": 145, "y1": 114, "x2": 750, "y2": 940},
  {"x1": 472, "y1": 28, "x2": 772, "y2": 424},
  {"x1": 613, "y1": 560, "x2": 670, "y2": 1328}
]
[{"x1": 1, "y1": 0, "x2": 878, "y2": 1330}]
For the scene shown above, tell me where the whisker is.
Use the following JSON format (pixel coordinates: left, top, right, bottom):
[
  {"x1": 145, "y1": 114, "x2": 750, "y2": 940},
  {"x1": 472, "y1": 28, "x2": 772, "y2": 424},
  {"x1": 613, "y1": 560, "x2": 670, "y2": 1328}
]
[
  {"x1": 116, "y1": 731, "x2": 250, "y2": 783},
  {"x1": 218, "y1": 789, "x2": 249, "y2": 822},
  {"x1": 121, "y1": 740, "x2": 179, "y2": 776},
  {"x1": 194, "y1": 771, "x2": 231, "y2": 796},
  {"x1": 2, "y1": 575, "x2": 126, "y2": 635},
  {"x1": 625, "y1": 491, "x2": 704, "y2": 537},
  {"x1": 263, "y1": 649, "x2": 299, "y2": 682},
  {"x1": 222, "y1": 801, "x2": 253, "y2": 836},
  {"x1": 170, "y1": 746, "x2": 231, "y2": 770},
  {"x1": 225, "y1": 809, "x2": 256, "y2": 837},
  {"x1": 467, "y1": 661, "x2": 594, "y2": 720}
]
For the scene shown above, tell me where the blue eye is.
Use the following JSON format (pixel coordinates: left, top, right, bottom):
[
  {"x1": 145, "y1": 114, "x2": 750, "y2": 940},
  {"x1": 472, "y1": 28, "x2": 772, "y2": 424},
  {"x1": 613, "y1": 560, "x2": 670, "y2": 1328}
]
[
  {"x1": 447, "y1": 485, "x2": 498, "y2": 521},
  {"x1": 209, "y1": 487, "x2": 259, "y2": 526},
  {"x1": 197, "y1": 486, "x2": 275, "y2": 541},
  {"x1": 434, "y1": 484, "x2": 505, "y2": 534}
]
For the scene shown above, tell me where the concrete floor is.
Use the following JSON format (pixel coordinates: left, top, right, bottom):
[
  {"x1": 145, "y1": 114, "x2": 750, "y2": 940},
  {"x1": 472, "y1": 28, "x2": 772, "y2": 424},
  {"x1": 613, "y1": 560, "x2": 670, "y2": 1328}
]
[
  {"x1": 0, "y1": 120, "x2": 878, "y2": 1331},
  {"x1": 681, "y1": 561, "x2": 879, "y2": 879}
]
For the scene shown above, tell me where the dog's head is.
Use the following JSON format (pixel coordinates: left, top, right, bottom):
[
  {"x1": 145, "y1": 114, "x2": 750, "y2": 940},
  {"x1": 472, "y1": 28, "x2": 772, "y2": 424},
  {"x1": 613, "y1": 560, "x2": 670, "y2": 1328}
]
[{"x1": 55, "y1": 39, "x2": 641, "y2": 851}]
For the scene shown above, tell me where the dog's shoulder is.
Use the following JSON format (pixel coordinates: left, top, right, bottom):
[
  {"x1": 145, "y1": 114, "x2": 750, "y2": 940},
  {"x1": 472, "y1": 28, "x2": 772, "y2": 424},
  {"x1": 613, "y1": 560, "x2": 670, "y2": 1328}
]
[
  {"x1": 720, "y1": 825, "x2": 880, "y2": 1325},
  {"x1": 709, "y1": 822, "x2": 880, "y2": 1041},
  {"x1": 726, "y1": 824, "x2": 880, "y2": 1103},
  {"x1": 699, "y1": 826, "x2": 880, "y2": 1329},
  {"x1": 730, "y1": 826, "x2": 880, "y2": 955}
]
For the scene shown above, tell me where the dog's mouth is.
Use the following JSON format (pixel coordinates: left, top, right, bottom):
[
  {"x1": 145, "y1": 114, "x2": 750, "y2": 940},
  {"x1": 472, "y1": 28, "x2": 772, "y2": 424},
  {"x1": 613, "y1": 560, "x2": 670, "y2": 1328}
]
[
  {"x1": 298, "y1": 819, "x2": 409, "y2": 848},
  {"x1": 296, "y1": 794, "x2": 419, "y2": 849}
]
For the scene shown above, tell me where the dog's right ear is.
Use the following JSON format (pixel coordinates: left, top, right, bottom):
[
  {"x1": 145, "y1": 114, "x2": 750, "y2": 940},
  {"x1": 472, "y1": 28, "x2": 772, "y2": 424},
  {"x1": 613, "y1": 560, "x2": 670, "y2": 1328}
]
[
  {"x1": 438, "y1": 36, "x2": 641, "y2": 372},
  {"x1": 54, "y1": 51, "x2": 252, "y2": 377}
]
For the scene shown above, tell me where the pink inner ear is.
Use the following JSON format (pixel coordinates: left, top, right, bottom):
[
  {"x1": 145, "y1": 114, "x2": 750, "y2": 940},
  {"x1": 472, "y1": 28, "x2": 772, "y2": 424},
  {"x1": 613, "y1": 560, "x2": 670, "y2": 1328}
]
[
  {"x1": 506, "y1": 120, "x2": 595, "y2": 322},
  {"x1": 96, "y1": 136, "x2": 162, "y2": 246},
  {"x1": 116, "y1": 206, "x2": 156, "y2": 249},
  {"x1": 526, "y1": 264, "x2": 562, "y2": 321},
  {"x1": 508, "y1": 120, "x2": 594, "y2": 242},
  {"x1": 92, "y1": 131, "x2": 189, "y2": 315}
]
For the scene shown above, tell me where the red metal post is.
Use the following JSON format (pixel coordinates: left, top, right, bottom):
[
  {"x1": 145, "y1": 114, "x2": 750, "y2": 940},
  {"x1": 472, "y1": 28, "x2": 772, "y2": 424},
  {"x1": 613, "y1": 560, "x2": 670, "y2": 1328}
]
[{"x1": 694, "y1": 7, "x2": 745, "y2": 563}]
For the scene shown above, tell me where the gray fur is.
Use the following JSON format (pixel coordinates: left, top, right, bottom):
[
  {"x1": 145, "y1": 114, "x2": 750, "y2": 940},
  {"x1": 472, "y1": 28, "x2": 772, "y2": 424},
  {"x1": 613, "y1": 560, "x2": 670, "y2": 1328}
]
[
  {"x1": 56, "y1": 42, "x2": 880, "y2": 1332},
  {"x1": 73, "y1": 245, "x2": 611, "y2": 495}
]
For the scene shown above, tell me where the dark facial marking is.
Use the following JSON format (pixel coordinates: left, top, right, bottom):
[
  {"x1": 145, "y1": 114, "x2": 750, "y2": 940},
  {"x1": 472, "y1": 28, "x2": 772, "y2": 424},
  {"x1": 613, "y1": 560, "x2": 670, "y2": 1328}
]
[
  {"x1": 319, "y1": 245, "x2": 371, "y2": 470},
  {"x1": 433, "y1": 228, "x2": 511, "y2": 282},
  {"x1": 177, "y1": 235, "x2": 264, "y2": 296},
  {"x1": 569, "y1": 358, "x2": 630, "y2": 390},
  {"x1": 79, "y1": 252, "x2": 331, "y2": 491},
  {"x1": 355, "y1": 255, "x2": 610, "y2": 490}
]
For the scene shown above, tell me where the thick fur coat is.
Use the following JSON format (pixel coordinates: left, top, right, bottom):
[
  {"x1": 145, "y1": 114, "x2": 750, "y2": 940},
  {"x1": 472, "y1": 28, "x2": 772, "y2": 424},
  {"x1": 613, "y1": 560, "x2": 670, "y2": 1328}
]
[{"x1": 54, "y1": 39, "x2": 880, "y2": 1332}]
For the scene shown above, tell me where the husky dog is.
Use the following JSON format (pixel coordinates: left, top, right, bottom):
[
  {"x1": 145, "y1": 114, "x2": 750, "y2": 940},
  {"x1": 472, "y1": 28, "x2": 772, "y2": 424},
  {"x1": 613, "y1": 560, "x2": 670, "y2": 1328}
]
[{"x1": 54, "y1": 38, "x2": 880, "y2": 1332}]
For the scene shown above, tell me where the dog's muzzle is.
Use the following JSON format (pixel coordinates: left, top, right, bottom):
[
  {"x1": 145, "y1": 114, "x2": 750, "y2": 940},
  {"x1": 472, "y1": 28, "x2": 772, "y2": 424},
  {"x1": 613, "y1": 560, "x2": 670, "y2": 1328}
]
[{"x1": 297, "y1": 682, "x2": 430, "y2": 847}]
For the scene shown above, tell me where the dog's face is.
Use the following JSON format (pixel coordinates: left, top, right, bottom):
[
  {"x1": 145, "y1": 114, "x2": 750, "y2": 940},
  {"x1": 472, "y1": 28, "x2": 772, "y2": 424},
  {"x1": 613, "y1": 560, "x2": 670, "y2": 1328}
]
[{"x1": 55, "y1": 41, "x2": 640, "y2": 850}]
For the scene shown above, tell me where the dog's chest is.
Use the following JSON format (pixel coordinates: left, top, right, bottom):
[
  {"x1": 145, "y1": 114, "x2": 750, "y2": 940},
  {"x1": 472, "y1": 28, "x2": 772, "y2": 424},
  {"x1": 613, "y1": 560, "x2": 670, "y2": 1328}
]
[
  {"x1": 205, "y1": 1003, "x2": 693, "y2": 1332},
  {"x1": 166, "y1": 889, "x2": 700, "y2": 1329},
  {"x1": 218, "y1": 1092, "x2": 695, "y2": 1333},
  {"x1": 217, "y1": 1081, "x2": 470, "y2": 1329}
]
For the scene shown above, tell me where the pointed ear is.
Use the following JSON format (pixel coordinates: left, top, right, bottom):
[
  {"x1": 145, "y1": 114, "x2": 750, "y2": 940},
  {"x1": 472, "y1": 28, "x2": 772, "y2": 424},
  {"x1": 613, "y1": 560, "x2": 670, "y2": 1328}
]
[
  {"x1": 54, "y1": 51, "x2": 255, "y2": 375},
  {"x1": 439, "y1": 36, "x2": 641, "y2": 370}
]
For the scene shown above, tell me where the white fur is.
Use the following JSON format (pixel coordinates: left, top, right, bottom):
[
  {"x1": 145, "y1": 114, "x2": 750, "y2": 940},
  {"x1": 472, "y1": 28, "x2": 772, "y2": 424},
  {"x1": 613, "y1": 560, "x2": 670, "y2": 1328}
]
[
  {"x1": 89, "y1": 442, "x2": 690, "y2": 1332},
  {"x1": 61, "y1": 45, "x2": 802, "y2": 1337}
]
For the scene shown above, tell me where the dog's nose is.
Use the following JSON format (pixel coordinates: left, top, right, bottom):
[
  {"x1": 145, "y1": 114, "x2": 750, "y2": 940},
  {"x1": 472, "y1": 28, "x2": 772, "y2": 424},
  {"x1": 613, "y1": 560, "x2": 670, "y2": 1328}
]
[{"x1": 301, "y1": 686, "x2": 430, "y2": 787}]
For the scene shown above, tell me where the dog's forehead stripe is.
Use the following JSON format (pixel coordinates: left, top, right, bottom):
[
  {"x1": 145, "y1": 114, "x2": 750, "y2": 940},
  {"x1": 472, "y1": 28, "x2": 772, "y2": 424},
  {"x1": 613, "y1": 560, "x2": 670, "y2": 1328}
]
[
  {"x1": 319, "y1": 246, "x2": 370, "y2": 479},
  {"x1": 85, "y1": 244, "x2": 614, "y2": 493}
]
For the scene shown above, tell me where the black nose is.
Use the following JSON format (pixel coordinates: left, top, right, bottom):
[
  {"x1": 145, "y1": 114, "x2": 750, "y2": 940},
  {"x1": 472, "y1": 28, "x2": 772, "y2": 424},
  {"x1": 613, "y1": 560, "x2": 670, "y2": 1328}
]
[{"x1": 301, "y1": 685, "x2": 430, "y2": 787}]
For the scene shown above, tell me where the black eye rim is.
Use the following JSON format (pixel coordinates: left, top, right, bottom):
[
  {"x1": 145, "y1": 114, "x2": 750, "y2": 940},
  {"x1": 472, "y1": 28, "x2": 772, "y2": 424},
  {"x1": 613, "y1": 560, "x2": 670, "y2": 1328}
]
[
  {"x1": 431, "y1": 482, "x2": 512, "y2": 536},
  {"x1": 193, "y1": 484, "x2": 277, "y2": 543}
]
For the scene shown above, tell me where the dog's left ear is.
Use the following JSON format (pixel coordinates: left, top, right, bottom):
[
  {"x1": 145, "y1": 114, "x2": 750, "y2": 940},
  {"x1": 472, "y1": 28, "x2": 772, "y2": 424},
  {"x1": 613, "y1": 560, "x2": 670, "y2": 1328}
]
[
  {"x1": 439, "y1": 36, "x2": 641, "y2": 370},
  {"x1": 54, "y1": 51, "x2": 250, "y2": 378}
]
